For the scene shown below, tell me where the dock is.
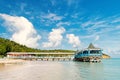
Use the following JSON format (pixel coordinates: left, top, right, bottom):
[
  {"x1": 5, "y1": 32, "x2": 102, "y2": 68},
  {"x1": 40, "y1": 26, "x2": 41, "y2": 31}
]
[
  {"x1": 20, "y1": 57, "x2": 72, "y2": 61},
  {"x1": 6, "y1": 52, "x2": 74, "y2": 61}
]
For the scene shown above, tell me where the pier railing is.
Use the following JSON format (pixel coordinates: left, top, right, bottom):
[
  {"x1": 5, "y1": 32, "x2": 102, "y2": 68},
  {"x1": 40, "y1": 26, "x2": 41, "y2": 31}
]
[
  {"x1": 76, "y1": 53, "x2": 102, "y2": 57},
  {"x1": 7, "y1": 55, "x2": 74, "y2": 61},
  {"x1": 7, "y1": 56, "x2": 73, "y2": 59}
]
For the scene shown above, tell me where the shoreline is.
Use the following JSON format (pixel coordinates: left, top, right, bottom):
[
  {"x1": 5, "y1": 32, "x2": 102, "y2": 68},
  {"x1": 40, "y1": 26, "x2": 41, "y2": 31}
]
[{"x1": 0, "y1": 59, "x2": 25, "y2": 64}]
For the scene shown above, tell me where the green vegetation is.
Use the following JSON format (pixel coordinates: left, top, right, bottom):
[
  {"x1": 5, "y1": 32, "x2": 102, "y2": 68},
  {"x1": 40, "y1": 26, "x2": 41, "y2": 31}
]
[{"x1": 0, "y1": 37, "x2": 74, "y2": 57}]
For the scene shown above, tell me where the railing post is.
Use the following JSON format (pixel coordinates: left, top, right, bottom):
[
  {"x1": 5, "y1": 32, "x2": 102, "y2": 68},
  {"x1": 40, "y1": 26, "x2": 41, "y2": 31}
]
[{"x1": 88, "y1": 50, "x2": 90, "y2": 56}]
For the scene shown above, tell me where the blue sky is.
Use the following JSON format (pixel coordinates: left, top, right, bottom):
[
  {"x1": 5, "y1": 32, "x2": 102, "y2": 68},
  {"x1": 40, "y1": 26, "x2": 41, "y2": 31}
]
[{"x1": 0, "y1": 0, "x2": 120, "y2": 57}]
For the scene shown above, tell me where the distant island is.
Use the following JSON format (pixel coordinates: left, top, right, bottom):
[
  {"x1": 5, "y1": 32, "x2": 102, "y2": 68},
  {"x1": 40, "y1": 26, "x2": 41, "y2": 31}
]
[
  {"x1": 102, "y1": 53, "x2": 111, "y2": 58},
  {"x1": 0, "y1": 37, "x2": 110, "y2": 58}
]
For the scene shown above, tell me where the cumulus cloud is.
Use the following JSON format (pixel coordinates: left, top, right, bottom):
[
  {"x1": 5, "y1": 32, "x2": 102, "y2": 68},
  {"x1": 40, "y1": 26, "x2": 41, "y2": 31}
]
[
  {"x1": 66, "y1": 34, "x2": 81, "y2": 48},
  {"x1": 0, "y1": 13, "x2": 41, "y2": 48},
  {"x1": 43, "y1": 27, "x2": 65, "y2": 48}
]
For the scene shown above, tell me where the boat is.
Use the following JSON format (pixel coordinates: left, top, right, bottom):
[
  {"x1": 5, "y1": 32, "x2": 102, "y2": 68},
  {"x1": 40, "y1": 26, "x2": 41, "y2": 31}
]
[{"x1": 74, "y1": 43, "x2": 103, "y2": 62}]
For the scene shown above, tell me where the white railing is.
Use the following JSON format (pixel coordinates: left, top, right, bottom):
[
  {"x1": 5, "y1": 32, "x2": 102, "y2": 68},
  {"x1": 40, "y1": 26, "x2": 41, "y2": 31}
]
[{"x1": 7, "y1": 55, "x2": 73, "y2": 59}]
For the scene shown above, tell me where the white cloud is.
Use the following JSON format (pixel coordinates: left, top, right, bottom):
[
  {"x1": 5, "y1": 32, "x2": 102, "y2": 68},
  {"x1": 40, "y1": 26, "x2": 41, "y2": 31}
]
[
  {"x1": 0, "y1": 33, "x2": 8, "y2": 38},
  {"x1": 81, "y1": 21, "x2": 93, "y2": 27},
  {"x1": 67, "y1": 0, "x2": 74, "y2": 6},
  {"x1": 20, "y1": 3, "x2": 27, "y2": 11},
  {"x1": 81, "y1": 20, "x2": 107, "y2": 32},
  {"x1": 50, "y1": 0, "x2": 56, "y2": 6},
  {"x1": 41, "y1": 13, "x2": 63, "y2": 21},
  {"x1": 43, "y1": 27, "x2": 65, "y2": 48},
  {"x1": 80, "y1": 15, "x2": 120, "y2": 35},
  {"x1": 94, "y1": 35, "x2": 100, "y2": 41},
  {"x1": 106, "y1": 49, "x2": 120, "y2": 55},
  {"x1": 80, "y1": 34, "x2": 95, "y2": 39},
  {"x1": 56, "y1": 22, "x2": 70, "y2": 27},
  {"x1": 0, "y1": 13, "x2": 41, "y2": 48},
  {"x1": 66, "y1": 0, "x2": 80, "y2": 8},
  {"x1": 66, "y1": 34, "x2": 81, "y2": 48}
]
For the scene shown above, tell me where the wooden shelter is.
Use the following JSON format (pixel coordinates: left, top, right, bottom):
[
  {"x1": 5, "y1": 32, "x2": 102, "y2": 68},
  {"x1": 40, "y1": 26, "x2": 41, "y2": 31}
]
[{"x1": 74, "y1": 43, "x2": 103, "y2": 62}]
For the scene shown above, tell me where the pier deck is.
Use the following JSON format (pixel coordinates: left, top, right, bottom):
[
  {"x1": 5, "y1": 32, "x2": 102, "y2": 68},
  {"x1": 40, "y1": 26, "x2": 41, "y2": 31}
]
[{"x1": 7, "y1": 52, "x2": 74, "y2": 61}]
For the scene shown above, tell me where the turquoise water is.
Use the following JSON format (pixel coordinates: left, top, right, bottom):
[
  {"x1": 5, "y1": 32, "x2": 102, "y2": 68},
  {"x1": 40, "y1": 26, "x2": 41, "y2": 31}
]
[
  {"x1": 0, "y1": 58, "x2": 120, "y2": 80},
  {"x1": 102, "y1": 58, "x2": 120, "y2": 80}
]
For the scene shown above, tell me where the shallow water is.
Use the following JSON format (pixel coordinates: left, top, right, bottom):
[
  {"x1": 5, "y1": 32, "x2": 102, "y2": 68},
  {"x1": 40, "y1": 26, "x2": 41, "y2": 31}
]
[{"x1": 0, "y1": 58, "x2": 120, "y2": 80}]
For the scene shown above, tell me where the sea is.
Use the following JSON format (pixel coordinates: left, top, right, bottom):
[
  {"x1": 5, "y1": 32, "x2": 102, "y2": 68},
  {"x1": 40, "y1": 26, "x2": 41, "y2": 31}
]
[{"x1": 0, "y1": 58, "x2": 120, "y2": 80}]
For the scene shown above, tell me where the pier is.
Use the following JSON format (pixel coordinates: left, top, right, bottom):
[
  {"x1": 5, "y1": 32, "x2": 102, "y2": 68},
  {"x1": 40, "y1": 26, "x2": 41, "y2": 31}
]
[{"x1": 7, "y1": 52, "x2": 74, "y2": 61}]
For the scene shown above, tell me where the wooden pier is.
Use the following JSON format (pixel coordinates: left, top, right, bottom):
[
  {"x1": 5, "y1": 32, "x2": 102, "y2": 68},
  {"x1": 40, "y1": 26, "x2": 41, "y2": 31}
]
[
  {"x1": 7, "y1": 52, "x2": 74, "y2": 61},
  {"x1": 22, "y1": 57, "x2": 72, "y2": 61}
]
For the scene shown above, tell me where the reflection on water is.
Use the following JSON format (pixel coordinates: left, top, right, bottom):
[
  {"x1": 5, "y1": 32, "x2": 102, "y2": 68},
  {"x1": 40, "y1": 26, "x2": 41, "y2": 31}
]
[
  {"x1": 0, "y1": 59, "x2": 120, "y2": 80},
  {"x1": 73, "y1": 62, "x2": 104, "y2": 80}
]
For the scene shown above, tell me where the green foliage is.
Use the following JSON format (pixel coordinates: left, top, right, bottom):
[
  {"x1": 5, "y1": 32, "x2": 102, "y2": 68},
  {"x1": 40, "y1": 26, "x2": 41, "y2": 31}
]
[
  {"x1": 0, "y1": 37, "x2": 39, "y2": 56},
  {"x1": 0, "y1": 37, "x2": 75, "y2": 57},
  {"x1": 0, "y1": 44, "x2": 7, "y2": 55}
]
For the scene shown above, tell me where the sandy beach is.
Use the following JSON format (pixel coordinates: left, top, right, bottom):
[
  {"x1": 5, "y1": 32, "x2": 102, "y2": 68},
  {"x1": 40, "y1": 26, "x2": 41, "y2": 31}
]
[{"x1": 0, "y1": 59, "x2": 25, "y2": 64}]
